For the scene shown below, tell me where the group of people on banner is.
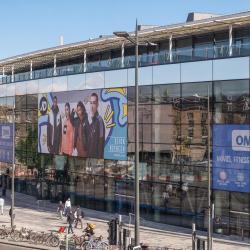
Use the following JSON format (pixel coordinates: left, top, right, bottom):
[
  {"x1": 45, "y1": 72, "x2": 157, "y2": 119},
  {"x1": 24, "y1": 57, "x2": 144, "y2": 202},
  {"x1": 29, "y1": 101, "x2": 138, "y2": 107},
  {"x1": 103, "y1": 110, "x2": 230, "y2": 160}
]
[{"x1": 47, "y1": 92, "x2": 105, "y2": 159}]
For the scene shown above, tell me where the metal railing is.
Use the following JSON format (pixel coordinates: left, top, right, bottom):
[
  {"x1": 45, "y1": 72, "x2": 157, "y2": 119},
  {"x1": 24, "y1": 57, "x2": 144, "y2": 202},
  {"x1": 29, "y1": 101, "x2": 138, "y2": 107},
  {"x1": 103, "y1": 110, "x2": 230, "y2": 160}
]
[{"x1": 1, "y1": 42, "x2": 250, "y2": 84}]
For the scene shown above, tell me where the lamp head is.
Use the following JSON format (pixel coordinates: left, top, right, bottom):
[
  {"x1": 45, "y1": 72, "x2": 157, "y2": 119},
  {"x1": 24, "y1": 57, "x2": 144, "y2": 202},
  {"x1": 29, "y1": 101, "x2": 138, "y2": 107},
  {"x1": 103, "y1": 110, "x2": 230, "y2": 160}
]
[{"x1": 113, "y1": 31, "x2": 130, "y2": 38}]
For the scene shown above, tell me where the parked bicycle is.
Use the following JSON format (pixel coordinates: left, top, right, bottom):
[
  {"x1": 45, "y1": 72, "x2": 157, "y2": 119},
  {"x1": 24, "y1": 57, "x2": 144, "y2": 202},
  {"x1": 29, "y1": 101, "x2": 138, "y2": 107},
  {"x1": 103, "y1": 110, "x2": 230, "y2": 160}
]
[
  {"x1": 34, "y1": 231, "x2": 60, "y2": 247},
  {"x1": 82, "y1": 235, "x2": 108, "y2": 249},
  {"x1": 0, "y1": 225, "x2": 17, "y2": 239},
  {"x1": 12, "y1": 227, "x2": 36, "y2": 243}
]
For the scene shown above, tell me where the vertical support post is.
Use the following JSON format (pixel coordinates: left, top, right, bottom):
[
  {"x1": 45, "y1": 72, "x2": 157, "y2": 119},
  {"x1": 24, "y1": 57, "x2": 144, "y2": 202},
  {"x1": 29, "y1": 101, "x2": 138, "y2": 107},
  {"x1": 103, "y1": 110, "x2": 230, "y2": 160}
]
[
  {"x1": 169, "y1": 35, "x2": 173, "y2": 62},
  {"x1": 30, "y1": 60, "x2": 33, "y2": 80},
  {"x1": 65, "y1": 226, "x2": 69, "y2": 250},
  {"x1": 207, "y1": 85, "x2": 212, "y2": 250},
  {"x1": 134, "y1": 19, "x2": 140, "y2": 247},
  {"x1": 229, "y1": 25, "x2": 233, "y2": 56},
  {"x1": 121, "y1": 42, "x2": 125, "y2": 68},
  {"x1": 83, "y1": 50, "x2": 87, "y2": 73},
  {"x1": 2, "y1": 67, "x2": 5, "y2": 77},
  {"x1": 53, "y1": 55, "x2": 57, "y2": 76},
  {"x1": 11, "y1": 104, "x2": 15, "y2": 228},
  {"x1": 192, "y1": 223, "x2": 196, "y2": 250},
  {"x1": 11, "y1": 65, "x2": 14, "y2": 83}
]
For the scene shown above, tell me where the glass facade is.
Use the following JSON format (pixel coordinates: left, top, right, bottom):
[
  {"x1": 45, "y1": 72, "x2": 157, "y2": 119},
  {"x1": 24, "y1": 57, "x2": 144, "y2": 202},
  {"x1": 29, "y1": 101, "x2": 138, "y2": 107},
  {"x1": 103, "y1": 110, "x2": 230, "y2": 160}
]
[
  {"x1": 0, "y1": 21, "x2": 250, "y2": 240},
  {"x1": 0, "y1": 72, "x2": 249, "y2": 239}
]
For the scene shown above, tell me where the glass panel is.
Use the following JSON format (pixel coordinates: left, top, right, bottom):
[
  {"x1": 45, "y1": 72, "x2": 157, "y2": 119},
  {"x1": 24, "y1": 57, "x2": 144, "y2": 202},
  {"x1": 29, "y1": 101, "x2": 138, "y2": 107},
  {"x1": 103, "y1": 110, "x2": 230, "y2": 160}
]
[
  {"x1": 86, "y1": 72, "x2": 104, "y2": 89},
  {"x1": 105, "y1": 69, "x2": 127, "y2": 88},
  {"x1": 6, "y1": 83, "x2": 15, "y2": 96},
  {"x1": 52, "y1": 76, "x2": 68, "y2": 92},
  {"x1": 38, "y1": 78, "x2": 53, "y2": 93},
  {"x1": 153, "y1": 84, "x2": 180, "y2": 104},
  {"x1": 67, "y1": 74, "x2": 85, "y2": 90},
  {"x1": 214, "y1": 79, "x2": 249, "y2": 103},
  {"x1": 15, "y1": 82, "x2": 27, "y2": 95},
  {"x1": 26, "y1": 80, "x2": 39, "y2": 94},
  {"x1": 0, "y1": 84, "x2": 6, "y2": 97}
]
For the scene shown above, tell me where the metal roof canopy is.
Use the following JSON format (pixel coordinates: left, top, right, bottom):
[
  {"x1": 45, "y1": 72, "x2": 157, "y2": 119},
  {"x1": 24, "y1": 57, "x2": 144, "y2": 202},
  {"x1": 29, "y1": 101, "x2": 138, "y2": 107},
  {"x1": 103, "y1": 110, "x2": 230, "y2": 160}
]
[{"x1": 1, "y1": 10, "x2": 250, "y2": 73}]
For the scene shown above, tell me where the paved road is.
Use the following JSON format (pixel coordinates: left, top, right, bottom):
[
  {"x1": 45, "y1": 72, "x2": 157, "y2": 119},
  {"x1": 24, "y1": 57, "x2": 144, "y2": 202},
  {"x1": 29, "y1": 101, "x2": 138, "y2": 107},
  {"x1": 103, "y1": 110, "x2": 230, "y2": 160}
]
[
  {"x1": 0, "y1": 243, "x2": 40, "y2": 249},
  {"x1": 0, "y1": 190, "x2": 249, "y2": 250}
]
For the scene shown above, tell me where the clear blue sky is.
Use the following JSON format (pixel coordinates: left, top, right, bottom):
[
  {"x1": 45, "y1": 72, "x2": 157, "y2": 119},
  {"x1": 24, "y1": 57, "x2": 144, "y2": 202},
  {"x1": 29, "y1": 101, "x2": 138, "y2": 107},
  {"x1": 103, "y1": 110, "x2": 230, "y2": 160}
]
[{"x1": 0, "y1": 0, "x2": 249, "y2": 59}]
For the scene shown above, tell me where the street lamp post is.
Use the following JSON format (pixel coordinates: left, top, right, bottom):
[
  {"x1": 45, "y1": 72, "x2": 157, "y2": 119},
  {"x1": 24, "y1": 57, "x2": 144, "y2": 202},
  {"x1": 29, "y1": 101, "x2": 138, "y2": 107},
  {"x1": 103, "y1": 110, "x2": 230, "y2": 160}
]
[
  {"x1": 114, "y1": 20, "x2": 140, "y2": 246},
  {"x1": 114, "y1": 22, "x2": 157, "y2": 246},
  {"x1": 11, "y1": 104, "x2": 15, "y2": 228},
  {"x1": 194, "y1": 85, "x2": 212, "y2": 250}
]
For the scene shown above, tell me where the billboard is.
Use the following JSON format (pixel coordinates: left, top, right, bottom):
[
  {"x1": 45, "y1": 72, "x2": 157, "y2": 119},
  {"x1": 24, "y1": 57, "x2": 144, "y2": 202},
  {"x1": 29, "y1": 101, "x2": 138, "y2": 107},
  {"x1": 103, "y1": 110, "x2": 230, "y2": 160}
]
[
  {"x1": 0, "y1": 123, "x2": 14, "y2": 163},
  {"x1": 213, "y1": 125, "x2": 250, "y2": 193},
  {"x1": 38, "y1": 88, "x2": 127, "y2": 160}
]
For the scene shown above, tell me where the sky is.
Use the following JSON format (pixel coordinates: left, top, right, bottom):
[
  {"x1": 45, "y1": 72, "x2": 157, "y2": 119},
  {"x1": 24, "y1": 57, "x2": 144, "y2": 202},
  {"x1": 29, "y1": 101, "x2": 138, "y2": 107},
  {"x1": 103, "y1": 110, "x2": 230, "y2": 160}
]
[{"x1": 0, "y1": 0, "x2": 250, "y2": 59}]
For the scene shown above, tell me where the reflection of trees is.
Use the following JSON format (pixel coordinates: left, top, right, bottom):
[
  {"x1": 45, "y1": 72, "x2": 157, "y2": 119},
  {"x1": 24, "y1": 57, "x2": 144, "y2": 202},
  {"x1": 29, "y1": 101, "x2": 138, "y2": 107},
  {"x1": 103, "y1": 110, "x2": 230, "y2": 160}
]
[{"x1": 16, "y1": 124, "x2": 40, "y2": 169}]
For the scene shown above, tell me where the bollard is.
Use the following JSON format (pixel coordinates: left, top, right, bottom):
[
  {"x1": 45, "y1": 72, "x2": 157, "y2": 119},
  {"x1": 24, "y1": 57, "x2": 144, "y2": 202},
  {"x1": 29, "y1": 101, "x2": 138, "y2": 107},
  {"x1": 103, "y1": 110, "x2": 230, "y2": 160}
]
[
  {"x1": 123, "y1": 228, "x2": 127, "y2": 250},
  {"x1": 192, "y1": 223, "x2": 197, "y2": 250},
  {"x1": 118, "y1": 215, "x2": 122, "y2": 249},
  {"x1": 65, "y1": 226, "x2": 68, "y2": 250}
]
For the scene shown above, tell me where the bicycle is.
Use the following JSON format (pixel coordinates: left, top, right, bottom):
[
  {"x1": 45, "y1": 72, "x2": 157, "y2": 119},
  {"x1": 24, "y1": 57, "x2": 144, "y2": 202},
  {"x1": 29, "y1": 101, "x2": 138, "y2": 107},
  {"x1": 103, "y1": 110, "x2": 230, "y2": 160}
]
[
  {"x1": 34, "y1": 231, "x2": 59, "y2": 247},
  {"x1": 82, "y1": 235, "x2": 108, "y2": 250},
  {"x1": 0, "y1": 225, "x2": 16, "y2": 239},
  {"x1": 71, "y1": 233, "x2": 89, "y2": 248},
  {"x1": 12, "y1": 227, "x2": 36, "y2": 243}
]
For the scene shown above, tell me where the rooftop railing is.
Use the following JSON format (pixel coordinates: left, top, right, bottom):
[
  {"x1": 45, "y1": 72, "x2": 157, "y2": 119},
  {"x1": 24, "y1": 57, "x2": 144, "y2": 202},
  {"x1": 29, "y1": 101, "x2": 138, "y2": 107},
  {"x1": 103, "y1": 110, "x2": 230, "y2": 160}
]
[{"x1": 1, "y1": 42, "x2": 250, "y2": 84}]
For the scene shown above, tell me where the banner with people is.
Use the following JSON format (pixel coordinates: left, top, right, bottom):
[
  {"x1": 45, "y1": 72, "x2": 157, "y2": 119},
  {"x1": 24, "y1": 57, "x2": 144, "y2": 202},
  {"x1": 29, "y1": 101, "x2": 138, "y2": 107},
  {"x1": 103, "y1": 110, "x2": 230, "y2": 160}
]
[
  {"x1": 38, "y1": 88, "x2": 127, "y2": 161},
  {"x1": 213, "y1": 124, "x2": 250, "y2": 193},
  {"x1": 0, "y1": 123, "x2": 14, "y2": 164}
]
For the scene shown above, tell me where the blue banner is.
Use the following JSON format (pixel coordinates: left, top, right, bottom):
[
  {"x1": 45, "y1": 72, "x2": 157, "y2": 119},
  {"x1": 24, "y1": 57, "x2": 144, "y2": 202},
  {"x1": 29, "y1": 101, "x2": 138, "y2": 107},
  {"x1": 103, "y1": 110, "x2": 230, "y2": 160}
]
[
  {"x1": 213, "y1": 125, "x2": 250, "y2": 193},
  {"x1": 0, "y1": 123, "x2": 14, "y2": 164}
]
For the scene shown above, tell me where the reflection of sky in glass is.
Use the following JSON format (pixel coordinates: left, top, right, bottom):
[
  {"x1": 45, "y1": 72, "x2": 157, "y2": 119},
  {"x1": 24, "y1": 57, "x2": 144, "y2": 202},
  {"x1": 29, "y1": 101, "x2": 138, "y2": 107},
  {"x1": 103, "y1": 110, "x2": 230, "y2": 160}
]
[
  {"x1": 39, "y1": 78, "x2": 53, "y2": 93},
  {"x1": 67, "y1": 74, "x2": 85, "y2": 90},
  {"x1": 86, "y1": 72, "x2": 104, "y2": 89},
  {"x1": 26, "y1": 80, "x2": 39, "y2": 94},
  {"x1": 6, "y1": 83, "x2": 15, "y2": 97}
]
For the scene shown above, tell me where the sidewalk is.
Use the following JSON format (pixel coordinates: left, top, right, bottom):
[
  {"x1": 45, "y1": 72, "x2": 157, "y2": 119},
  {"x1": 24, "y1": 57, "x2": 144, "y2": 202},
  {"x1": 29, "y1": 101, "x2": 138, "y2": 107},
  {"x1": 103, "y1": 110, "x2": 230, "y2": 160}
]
[{"x1": 0, "y1": 190, "x2": 249, "y2": 250}]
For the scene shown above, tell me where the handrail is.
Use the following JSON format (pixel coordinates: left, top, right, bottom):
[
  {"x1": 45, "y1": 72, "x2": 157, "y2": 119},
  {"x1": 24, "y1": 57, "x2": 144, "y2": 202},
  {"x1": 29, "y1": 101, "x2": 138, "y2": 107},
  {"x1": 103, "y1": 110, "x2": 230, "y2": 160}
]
[{"x1": 1, "y1": 42, "x2": 250, "y2": 85}]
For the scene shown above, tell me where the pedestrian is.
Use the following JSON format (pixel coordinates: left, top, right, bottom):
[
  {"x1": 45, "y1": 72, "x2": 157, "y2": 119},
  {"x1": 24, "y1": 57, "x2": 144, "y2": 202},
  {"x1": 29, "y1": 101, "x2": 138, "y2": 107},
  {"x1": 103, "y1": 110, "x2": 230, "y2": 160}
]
[
  {"x1": 64, "y1": 198, "x2": 71, "y2": 217},
  {"x1": 67, "y1": 210, "x2": 75, "y2": 234},
  {"x1": 57, "y1": 201, "x2": 64, "y2": 220},
  {"x1": 0, "y1": 197, "x2": 4, "y2": 215},
  {"x1": 74, "y1": 205, "x2": 83, "y2": 229}
]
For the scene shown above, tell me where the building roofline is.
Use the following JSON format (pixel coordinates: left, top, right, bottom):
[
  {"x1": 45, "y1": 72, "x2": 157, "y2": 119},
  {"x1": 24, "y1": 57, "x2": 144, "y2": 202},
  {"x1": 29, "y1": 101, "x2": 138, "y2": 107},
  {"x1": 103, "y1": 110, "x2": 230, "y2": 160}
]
[{"x1": 1, "y1": 10, "x2": 250, "y2": 71}]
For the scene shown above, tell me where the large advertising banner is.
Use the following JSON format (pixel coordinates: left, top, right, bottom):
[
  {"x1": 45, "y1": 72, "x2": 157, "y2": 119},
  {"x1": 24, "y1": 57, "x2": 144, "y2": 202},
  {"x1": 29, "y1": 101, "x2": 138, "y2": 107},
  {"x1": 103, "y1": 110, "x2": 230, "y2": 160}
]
[
  {"x1": 0, "y1": 123, "x2": 14, "y2": 164},
  {"x1": 38, "y1": 88, "x2": 127, "y2": 161},
  {"x1": 213, "y1": 125, "x2": 250, "y2": 193}
]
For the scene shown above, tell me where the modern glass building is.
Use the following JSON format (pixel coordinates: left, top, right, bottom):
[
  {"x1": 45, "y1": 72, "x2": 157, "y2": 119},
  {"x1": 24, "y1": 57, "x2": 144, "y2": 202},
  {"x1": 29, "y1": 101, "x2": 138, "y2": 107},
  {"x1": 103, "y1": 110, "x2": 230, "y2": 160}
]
[{"x1": 0, "y1": 11, "x2": 250, "y2": 239}]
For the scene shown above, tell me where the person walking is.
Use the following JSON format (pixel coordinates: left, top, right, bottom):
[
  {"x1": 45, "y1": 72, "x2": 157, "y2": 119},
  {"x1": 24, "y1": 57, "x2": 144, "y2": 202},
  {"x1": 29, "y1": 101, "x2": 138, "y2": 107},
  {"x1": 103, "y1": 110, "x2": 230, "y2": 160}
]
[
  {"x1": 0, "y1": 197, "x2": 4, "y2": 215},
  {"x1": 67, "y1": 210, "x2": 75, "y2": 234},
  {"x1": 57, "y1": 201, "x2": 64, "y2": 220},
  {"x1": 64, "y1": 198, "x2": 71, "y2": 217},
  {"x1": 74, "y1": 205, "x2": 83, "y2": 229}
]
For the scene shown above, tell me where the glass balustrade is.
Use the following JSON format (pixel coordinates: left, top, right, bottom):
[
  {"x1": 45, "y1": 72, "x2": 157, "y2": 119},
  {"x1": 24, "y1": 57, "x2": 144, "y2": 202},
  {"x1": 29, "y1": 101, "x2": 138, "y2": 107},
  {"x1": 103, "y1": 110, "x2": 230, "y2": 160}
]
[{"x1": 1, "y1": 42, "x2": 250, "y2": 84}]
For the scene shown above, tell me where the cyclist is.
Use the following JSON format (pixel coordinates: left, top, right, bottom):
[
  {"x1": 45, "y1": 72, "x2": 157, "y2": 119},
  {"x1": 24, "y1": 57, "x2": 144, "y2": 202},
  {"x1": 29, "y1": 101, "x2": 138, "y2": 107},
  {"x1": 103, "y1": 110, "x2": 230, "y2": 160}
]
[{"x1": 83, "y1": 223, "x2": 95, "y2": 239}]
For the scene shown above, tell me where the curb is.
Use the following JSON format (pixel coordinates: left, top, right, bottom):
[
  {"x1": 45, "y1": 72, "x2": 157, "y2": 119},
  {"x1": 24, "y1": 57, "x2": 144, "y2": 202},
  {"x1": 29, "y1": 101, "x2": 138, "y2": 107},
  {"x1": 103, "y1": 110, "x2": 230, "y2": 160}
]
[{"x1": 0, "y1": 240, "x2": 52, "y2": 250}]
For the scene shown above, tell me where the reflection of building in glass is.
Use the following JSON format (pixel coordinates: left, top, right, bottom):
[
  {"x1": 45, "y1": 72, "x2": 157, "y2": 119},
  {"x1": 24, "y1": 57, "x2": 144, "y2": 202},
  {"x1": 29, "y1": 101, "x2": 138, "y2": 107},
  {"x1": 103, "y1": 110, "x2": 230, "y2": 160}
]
[{"x1": 0, "y1": 11, "x2": 250, "y2": 238}]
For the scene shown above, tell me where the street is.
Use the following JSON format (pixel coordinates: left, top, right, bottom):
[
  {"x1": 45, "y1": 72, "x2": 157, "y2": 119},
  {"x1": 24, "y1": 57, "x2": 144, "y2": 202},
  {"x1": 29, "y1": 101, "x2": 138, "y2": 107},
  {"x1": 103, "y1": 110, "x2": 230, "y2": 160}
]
[
  {"x1": 0, "y1": 243, "x2": 37, "y2": 249},
  {"x1": 0, "y1": 191, "x2": 248, "y2": 250}
]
